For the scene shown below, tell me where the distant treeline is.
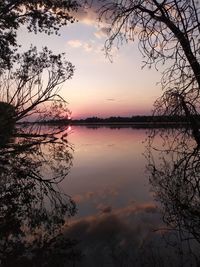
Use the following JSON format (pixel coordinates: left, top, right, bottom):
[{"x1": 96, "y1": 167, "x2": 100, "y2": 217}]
[
  {"x1": 41, "y1": 115, "x2": 200, "y2": 125},
  {"x1": 72, "y1": 115, "x2": 191, "y2": 123}
]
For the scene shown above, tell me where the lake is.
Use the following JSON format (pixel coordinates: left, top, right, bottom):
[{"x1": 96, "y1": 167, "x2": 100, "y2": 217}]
[
  {"x1": 64, "y1": 126, "x2": 153, "y2": 217},
  {"x1": 59, "y1": 126, "x2": 199, "y2": 267},
  {"x1": 1, "y1": 125, "x2": 200, "y2": 266}
]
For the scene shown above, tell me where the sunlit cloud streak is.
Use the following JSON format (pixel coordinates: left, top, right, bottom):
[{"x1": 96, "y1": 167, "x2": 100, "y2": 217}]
[
  {"x1": 72, "y1": 0, "x2": 112, "y2": 38},
  {"x1": 106, "y1": 98, "x2": 115, "y2": 101},
  {"x1": 94, "y1": 27, "x2": 111, "y2": 39}
]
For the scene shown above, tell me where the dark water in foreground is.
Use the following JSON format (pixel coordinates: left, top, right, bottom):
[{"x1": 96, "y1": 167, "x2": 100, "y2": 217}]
[
  {"x1": 60, "y1": 126, "x2": 200, "y2": 267},
  {"x1": 62, "y1": 127, "x2": 161, "y2": 266},
  {"x1": 1, "y1": 125, "x2": 200, "y2": 266}
]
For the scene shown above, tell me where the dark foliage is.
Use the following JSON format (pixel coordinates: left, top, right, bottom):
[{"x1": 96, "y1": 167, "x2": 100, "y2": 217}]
[
  {"x1": 0, "y1": 0, "x2": 78, "y2": 69},
  {"x1": 0, "y1": 124, "x2": 81, "y2": 266},
  {"x1": 0, "y1": 46, "x2": 74, "y2": 122},
  {"x1": 97, "y1": 0, "x2": 200, "y2": 132},
  {"x1": 146, "y1": 127, "x2": 200, "y2": 248}
]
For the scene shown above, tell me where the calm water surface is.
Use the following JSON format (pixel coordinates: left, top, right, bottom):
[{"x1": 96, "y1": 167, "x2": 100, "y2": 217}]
[
  {"x1": 64, "y1": 126, "x2": 154, "y2": 218},
  {"x1": 60, "y1": 126, "x2": 169, "y2": 266},
  {"x1": 1, "y1": 125, "x2": 199, "y2": 266}
]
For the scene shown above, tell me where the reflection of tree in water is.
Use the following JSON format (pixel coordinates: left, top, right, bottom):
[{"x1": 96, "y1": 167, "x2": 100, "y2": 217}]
[
  {"x1": 0, "y1": 124, "x2": 81, "y2": 266},
  {"x1": 146, "y1": 127, "x2": 200, "y2": 263}
]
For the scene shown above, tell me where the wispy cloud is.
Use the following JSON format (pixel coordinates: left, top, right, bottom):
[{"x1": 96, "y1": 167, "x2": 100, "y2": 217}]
[
  {"x1": 67, "y1": 39, "x2": 82, "y2": 48},
  {"x1": 106, "y1": 98, "x2": 115, "y2": 101},
  {"x1": 67, "y1": 39, "x2": 104, "y2": 54},
  {"x1": 94, "y1": 27, "x2": 111, "y2": 39},
  {"x1": 67, "y1": 39, "x2": 92, "y2": 51},
  {"x1": 72, "y1": 1, "x2": 112, "y2": 41},
  {"x1": 73, "y1": 0, "x2": 103, "y2": 25}
]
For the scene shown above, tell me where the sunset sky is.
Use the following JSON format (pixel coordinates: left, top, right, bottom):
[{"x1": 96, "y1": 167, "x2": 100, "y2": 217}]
[{"x1": 18, "y1": 3, "x2": 162, "y2": 119}]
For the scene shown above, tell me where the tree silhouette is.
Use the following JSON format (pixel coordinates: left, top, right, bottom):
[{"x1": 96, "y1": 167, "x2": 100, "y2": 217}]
[
  {"x1": 0, "y1": 1, "x2": 77, "y2": 126},
  {"x1": 142, "y1": 125, "x2": 200, "y2": 266},
  {"x1": 0, "y1": 46, "x2": 74, "y2": 123},
  {"x1": 146, "y1": 127, "x2": 200, "y2": 245},
  {"x1": 98, "y1": 0, "x2": 200, "y2": 127},
  {"x1": 0, "y1": 125, "x2": 80, "y2": 266},
  {"x1": 0, "y1": 2, "x2": 80, "y2": 266},
  {"x1": 0, "y1": 0, "x2": 78, "y2": 69}
]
